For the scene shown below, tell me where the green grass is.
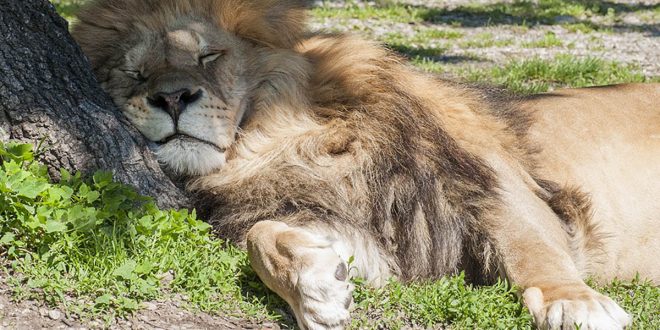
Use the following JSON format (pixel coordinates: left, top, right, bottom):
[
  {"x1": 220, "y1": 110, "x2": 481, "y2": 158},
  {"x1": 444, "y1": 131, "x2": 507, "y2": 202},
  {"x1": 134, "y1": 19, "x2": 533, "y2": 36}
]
[
  {"x1": 351, "y1": 276, "x2": 533, "y2": 329},
  {"x1": 311, "y1": 0, "x2": 651, "y2": 26},
  {"x1": 311, "y1": 2, "x2": 432, "y2": 23},
  {"x1": 383, "y1": 28, "x2": 464, "y2": 45},
  {"x1": 0, "y1": 141, "x2": 284, "y2": 324},
  {"x1": 420, "y1": 0, "x2": 654, "y2": 26},
  {"x1": 459, "y1": 32, "x2": 514, "y2": 48},
  {"x1": 51, "y1": 0, "x2": 85, "y2": 21},
  {"x1": 593, "y1": 278, "x2": 660, "y2": 327},
  {"x1": 523, "y1": 31, "x2": 564, "y2": 48},
  {"x1": 458, "y1": 55, "x2": 651, "y2": 94},
  {"x1": 563, "y1": 22, "x2": 600, "y2": 33}
]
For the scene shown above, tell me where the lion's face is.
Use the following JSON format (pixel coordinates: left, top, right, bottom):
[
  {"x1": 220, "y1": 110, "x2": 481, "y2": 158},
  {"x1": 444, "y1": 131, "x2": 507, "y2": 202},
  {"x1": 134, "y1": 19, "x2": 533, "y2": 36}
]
[
  {"x1": 73, "y1": 0, "x2": 308, "y2": 176},
  {"x1": 103, "y1": 21, "x2": 260, "y2": 175}
]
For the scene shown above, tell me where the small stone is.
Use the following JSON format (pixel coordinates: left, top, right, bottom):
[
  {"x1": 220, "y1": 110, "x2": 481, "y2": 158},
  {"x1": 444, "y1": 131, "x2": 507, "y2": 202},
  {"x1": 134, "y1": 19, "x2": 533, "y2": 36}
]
[
  {"x1": 622, "y1": 15, "x2": 641, "y2": 25},
  {"x1": 39, "y1": 308, "x2": 48, "y2": 317},
  {"x1": 48, "y1": 309, "x2": 62, "y2": 320},
  {"x1": 143, "y1": 302, "x2": 158, "y2": 311},
  {"x1": 260, "y1": 322, "x2": 280, "y2": 330}
]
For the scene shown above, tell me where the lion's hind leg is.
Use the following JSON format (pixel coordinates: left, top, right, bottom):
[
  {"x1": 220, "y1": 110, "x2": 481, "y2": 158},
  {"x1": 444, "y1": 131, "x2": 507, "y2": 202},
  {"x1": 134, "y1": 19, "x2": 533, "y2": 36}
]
[
  {"x1": 247, "y1": 220, "x2": 356, "y2": 330},
  {"x1": 488, "y1": 157, "x2": 631, "y2": 329}
]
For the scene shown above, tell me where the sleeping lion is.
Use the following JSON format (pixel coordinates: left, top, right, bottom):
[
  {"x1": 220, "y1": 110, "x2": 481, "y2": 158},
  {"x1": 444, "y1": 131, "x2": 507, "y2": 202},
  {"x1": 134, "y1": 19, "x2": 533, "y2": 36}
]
[{"x1": 72, "y1": 0, "x2": 659, "y2": 329}]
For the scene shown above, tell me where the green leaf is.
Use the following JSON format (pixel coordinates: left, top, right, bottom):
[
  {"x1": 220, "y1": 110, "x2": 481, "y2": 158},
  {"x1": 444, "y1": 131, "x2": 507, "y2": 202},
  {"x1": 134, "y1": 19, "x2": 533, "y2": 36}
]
[
  {"x1": 45, "y1": 220, "x2": 67, "y2": 233},
  {"x1": 93, "y1": 171, "x2": 113, "y2": 188},
  {"x1": 118, "y1": 297, "x2": 139, "y2": 311},
  {"x1": 46, "y1": 186, "x2": 74, "y2": 203},
  {"x1": 95, "y1": 294, "x2": 112, "y2": 306},
  {"x1": 135, "y1": 262, "x2": 154, "y2": 275},
  {"x1": 193, "y1": 220, "x2": 212, "y2": 232},
  {"x1": 7, "y1": 170, "x2": 30, "y2": 189},
  {"x1": 78, "y1": 183, "x2": 90, "y2": 198},
  {"x1": 86, "y1": 191, "x2": 100, "y2": 203},
  {"x1": 113, "y1": 260, "x2": 137, "y2": 280},
  {"x1": 6, "y1": 143, "x2": 34, "y2": 162},
  {"x1": 15, "y1": 180, "x2": 49, "y2": 199},
  {"x1": 59, "y1": 168, "x2": 71, "y2": 183},
  {"x1": 0, "y1": 233, "x2": 15, "y2": 245}
]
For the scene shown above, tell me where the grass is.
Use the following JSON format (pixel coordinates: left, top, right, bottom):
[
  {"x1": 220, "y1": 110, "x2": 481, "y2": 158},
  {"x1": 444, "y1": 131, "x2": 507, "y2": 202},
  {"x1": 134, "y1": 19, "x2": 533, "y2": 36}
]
[
  {"x1": 383, "y1": 29, "x2": 464, "y2": 45},
  {"x1": 522, "y1": 31, "x2": 564, "y2": 48},
  {"x1": 311, "y1": 2, "x2": 431, "y2": 23},
  {"x1": 350, "y1": 276, "x2": 533, "y2": 329},
  {"x1": 459, "y1": 32, "x2": 514, "y2": 48},
  {"x1": 419, "y1": 0, "x2": 655, "y2": 26},
  {"x1": 11, "y1": 0, "x2": 655, "y2": 328},
  {"x1": 51, "y1": 0, "x2": 85, "y2": 21},
  {"x1": 457, "y1": 54, "x2": 651, "y2": 94},
  {"x1": 0, "y1": 141, "x2": 284, "y2": 324},
  {"x1": 311, "y1": 0, "x2": 656, "y2": 27}
]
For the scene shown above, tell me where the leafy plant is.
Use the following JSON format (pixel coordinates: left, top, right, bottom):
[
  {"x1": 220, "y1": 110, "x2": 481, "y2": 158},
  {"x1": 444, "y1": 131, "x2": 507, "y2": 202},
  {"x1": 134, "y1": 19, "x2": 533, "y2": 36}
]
[{"x1": 0, "y1": 141, "x2": 280, "y2": 322}]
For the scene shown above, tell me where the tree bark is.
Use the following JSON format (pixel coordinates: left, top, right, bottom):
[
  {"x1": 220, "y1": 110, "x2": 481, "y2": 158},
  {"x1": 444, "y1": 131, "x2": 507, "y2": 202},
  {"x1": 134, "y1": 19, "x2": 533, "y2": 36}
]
[{"x1": 0, "y1": 0, "x2": 190, "y2": 210}]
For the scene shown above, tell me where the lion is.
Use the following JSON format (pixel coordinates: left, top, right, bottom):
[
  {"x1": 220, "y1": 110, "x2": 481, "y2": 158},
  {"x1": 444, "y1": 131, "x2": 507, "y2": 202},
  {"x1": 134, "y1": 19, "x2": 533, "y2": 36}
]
[{"x1": 72, "y1": 0, "x2": 659, "y2": 329}]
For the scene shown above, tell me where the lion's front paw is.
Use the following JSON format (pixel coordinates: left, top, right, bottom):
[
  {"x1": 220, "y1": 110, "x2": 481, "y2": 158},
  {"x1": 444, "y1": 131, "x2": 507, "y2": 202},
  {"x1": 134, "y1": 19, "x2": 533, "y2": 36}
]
[
  {"x1": 292, "y1": 244, "x2": 354, "y2": 330},
  {"x1": 523, "y1": 285, "x2": 631, "y2": 330}
]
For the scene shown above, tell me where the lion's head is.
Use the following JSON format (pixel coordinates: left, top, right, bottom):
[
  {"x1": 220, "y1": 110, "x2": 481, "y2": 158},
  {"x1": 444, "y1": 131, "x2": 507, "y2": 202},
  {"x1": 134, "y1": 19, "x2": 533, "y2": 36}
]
[{"x1": 72, "y1": 0, "x2": 308, "y2": 175}]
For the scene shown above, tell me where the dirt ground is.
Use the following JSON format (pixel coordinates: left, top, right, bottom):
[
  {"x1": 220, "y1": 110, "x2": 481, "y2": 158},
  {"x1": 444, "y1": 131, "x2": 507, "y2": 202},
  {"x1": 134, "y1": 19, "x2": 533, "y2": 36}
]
[
  {"x1": 0, "y1": 288, "x2": 280, "y2": 330},
  {"x1": 312, "y1": 0, "x2": 660, "y2": 77}
]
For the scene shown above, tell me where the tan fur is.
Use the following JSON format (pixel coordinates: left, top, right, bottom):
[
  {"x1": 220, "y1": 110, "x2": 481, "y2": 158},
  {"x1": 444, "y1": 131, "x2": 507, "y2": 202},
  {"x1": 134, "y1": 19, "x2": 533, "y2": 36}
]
[
  {"x1": 73, "y1": 1, "x2": 658, "y2": 329},
  {"x1": 523, "y1": 84, "x2": 660, "y2": 283}
]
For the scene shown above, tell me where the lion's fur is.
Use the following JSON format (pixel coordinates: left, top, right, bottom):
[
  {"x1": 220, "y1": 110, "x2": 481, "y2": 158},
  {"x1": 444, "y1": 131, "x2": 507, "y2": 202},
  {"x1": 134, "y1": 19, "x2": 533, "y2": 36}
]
[{"x1": 73, "y1": 1, "x2": 659, "y2": 327}]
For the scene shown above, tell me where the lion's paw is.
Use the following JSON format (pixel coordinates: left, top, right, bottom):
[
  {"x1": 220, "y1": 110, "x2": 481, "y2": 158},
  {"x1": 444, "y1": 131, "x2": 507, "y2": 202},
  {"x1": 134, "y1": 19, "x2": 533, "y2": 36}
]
[
  {"x1": 292, "y1": 243, "x2": 354, "y2": 330},
  {"x1": 523, "y1": 285, "x2": 631, "y2": 330}
]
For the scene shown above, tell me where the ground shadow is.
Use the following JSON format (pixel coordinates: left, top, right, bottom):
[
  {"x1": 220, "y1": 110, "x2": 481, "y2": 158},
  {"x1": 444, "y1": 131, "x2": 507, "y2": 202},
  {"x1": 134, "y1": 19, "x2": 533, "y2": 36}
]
[
  {"x1": 321, "y1": 0, "x2": 658, "y2": 34},
  {"x1": 236, "y1": 261, "x2": 298, "y2": 329},
  {"x1": 418, "y1": 1, "x2": 659, "y2": 31},
  {"x1": 387, "y1": 43, "x2": 485, "y2": 64}
]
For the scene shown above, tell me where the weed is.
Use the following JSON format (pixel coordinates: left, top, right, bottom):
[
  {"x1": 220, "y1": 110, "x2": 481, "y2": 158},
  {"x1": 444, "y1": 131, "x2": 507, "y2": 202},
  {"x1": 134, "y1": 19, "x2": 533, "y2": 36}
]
[
  {"x1": 0, "y1": 141, "x2": 284, "y2": 322},
  {"x1": 458, "y1": 55, "x2": 649, "y2": 94},
  {"x1": 460, "y1": 32, "x2": 514, "y2": 48},
  {"x1": 350, "y1": 275, "x2": 533, "y2": 329},
  {"x1": 312, "y1": 3, "x2": 430, "y2": 23},
  {"x1": 523, "y1": 31, "x2": 564, "y2": 48}
]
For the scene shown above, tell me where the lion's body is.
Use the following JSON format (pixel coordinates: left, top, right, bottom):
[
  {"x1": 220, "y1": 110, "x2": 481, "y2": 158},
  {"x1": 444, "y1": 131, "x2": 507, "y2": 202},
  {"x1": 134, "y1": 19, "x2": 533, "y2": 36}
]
[
  {"x1": 524, "y1": 84, "x2": 660, "y2": 283},
  {"x1": 72, "y1": 1, "x2": 657, "y2": 328}
]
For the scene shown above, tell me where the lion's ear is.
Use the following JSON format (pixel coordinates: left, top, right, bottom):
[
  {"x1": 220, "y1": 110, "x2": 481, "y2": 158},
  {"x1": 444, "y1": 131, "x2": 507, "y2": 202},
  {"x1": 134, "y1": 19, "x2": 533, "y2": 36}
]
[{"x1": 213, "y1": 0, "x2": 309, "y2": 49}]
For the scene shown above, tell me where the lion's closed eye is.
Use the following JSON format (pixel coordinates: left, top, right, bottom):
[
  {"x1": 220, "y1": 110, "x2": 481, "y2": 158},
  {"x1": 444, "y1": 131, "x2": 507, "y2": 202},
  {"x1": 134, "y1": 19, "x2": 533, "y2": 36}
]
[
  {"x1": 199, "y1": 50, "x2": 226, "y2": 66},
  {"x1": 121, "y1": 69, "x2": 146, "y2": 82}
]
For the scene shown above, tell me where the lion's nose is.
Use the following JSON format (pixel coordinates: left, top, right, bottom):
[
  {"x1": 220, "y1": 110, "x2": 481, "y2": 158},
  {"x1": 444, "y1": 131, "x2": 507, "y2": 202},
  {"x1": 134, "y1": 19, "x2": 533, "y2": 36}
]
[{"x1": 147, "y1": 89, "x2": 203, "y2": 122}]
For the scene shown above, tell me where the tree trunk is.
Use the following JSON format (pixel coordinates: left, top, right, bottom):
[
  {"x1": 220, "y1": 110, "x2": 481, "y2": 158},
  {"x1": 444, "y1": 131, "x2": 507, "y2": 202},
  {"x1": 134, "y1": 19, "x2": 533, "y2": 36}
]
[{"x1": 0, "y1": 0, "x2": 190, "y2": 210}]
